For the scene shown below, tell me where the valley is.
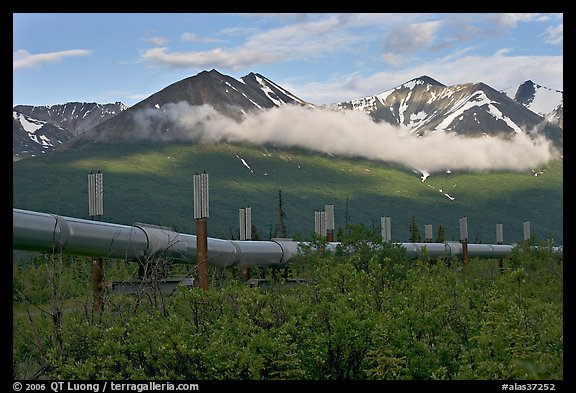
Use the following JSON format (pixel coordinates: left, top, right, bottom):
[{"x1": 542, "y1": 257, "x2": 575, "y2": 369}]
[{"x1": 12, "y1": 142, "x2": 563, "y2": 245}]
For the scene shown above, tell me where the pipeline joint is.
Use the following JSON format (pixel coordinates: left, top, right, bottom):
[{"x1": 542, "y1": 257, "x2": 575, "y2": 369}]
[
  {"x1": 51, "y1": 214, "x2": 71, "y2": 253},
  {"x1": 133, "y1": 223, "x2": 188, "y2": 259}
]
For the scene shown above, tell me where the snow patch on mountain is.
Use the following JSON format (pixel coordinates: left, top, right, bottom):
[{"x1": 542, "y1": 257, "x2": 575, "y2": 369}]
[
  {"x1": 13, "y1": 111, "x2": 45, "y2": 133},
  {"x1": 236, "y1": 154, "x2": 254, "y2": 173}
]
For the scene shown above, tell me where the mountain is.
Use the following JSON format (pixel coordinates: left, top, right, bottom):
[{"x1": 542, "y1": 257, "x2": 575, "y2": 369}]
[
  {"x1": 13, "y1": 111, "x2": 73, "y2": 158},
  {"x1": 13, "y1": 102, "x2": 127, "y2": 159},
  {"x1": 12, "y1": 70, "x2": 563, "y2": 245},
  {"x1": 502, "y1": 80, "x2": 563, "y2": 128},
  {"x1": 330, "y1": 76, "x2": 562, "y2": 148},
  {"x1": 17, "y1": 71, "x2": 562, "y2": 155},
  {"x1": 14, "y1": 102, "x2": 128, "y2": 135},
  {"x1": 544, "y1": 105, "x2": 563, "y2": 129},
  {"x1": 69, "y1": 69, "x2": 314, "y2": 145},
  {"x1": 502, "y1": 80, "x2": 563, "y2": 117}
]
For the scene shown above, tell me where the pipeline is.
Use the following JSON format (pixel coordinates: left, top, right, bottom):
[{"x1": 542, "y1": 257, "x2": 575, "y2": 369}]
[
  {"x1": 13, "y1": 208, "x2": 520, "y2": 267},
  {"x1": 13, "y1": 208, "x2": 297, "y2": 268}
]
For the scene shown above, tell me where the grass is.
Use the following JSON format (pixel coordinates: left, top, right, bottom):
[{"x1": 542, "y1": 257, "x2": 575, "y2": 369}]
[{"x1": 13, "y1": 141, "x2": 563, "y2": 244}]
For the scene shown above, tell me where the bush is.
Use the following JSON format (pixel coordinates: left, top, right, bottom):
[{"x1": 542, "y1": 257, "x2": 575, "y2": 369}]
[{"x1": 13, "y1": 230, "x2": 563, "y2": 380}]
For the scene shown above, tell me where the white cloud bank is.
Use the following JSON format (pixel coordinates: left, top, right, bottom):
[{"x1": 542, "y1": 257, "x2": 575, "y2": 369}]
[{"x1": 130, "y1": 102, "x2": 558, "y2": 173}]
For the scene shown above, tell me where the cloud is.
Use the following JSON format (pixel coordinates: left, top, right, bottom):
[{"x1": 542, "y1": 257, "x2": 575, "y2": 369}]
[
  {"x1": 146, "y1": 36, "x2": 169, "y2": 46},
  {"x1": 140, "y1": 47, "x2": 283, "y2": 69},
  {"x1": 484, "y1": 13, "x2": 546, "y2": 29},
  {"x1": 240, "y1": 13, "x2": 311, "y2": 23},
  {"x1": 137, "y1": 13, "x2": 561, "y2": 94},
  {"x1": 126, "y1": 102, "x2": 557, "y2": 173},
  {"x1": 13, "y1": 49, "x2": 91, "y2": 70},
  {"x1": 378, "y1": 13, "x2": 561, "y2": 56},
  {"x1": 286, "y1": 50, "x2": 563, "y2": 105},
  {"x1": 241, "y1": 15, "x2": 361, "y2": 57},
  {"x1": 180, "y1": 32, "x2": 225, "y2": 43},
  {"x1": 543, "y1": 24, "x2": 563, "y2": 45},
  {"x1": 381, "y1": 52, "x2": 405, "y2": 67},
  {"x1": 383, "y1": 21, "x2": 442, "y2": 53},
  {"x1": 140, "y1": 14, "x2": 364, "y2": 70}
]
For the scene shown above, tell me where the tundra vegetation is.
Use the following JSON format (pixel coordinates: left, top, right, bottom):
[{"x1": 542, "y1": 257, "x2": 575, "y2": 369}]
[
  {"x1": 13, "y1": 226, "x2": 562, "y2": 380},
  {"x1": 12, "y1": 143, "x2": 564, "y2": 244}
]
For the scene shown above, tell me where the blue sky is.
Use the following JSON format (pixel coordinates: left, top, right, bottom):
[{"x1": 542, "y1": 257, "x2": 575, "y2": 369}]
[{"x1": 13, "y1": 13, "x2": 563, "y2": 107}]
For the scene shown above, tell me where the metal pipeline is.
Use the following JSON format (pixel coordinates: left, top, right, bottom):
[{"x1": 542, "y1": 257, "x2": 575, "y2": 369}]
[
  {"x1": 14, "y1": 208, "x2": 519, "y2": 267},
  {"x1": 13, "y1": 208, "x2": 285, "y2": 267}
]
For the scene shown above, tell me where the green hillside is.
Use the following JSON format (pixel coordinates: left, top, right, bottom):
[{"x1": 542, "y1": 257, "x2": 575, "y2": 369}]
[{"x1": 12, "y1": 142, "x2": 563, "y2": 244}]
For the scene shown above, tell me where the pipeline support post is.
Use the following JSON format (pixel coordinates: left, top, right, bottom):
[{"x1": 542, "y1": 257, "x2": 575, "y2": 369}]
[
  {"x1": 240, "y1": 266, "x2": 251, "y2": 281},
  {"x1": 239, "y1": 207, "x2": 252, "y2": 281},
  {"x1": 496, "y1": 223, "x2": 504, "y2": 274},
  {"x1": 325, "y1": 204, "x2": 335, "y2": 243},
  {"x1": 196, "y1": 218, "x2": 209, "y2": 290},
  {"x1": 326, "y1": 230, "x2": 334, "y2": 242},
  {"x1": 381, "y1": 216, "x2": 391, "y2": 243},
  {"x1": 88, "y1": 170, "x2": 104, "y2": 312},
  {"x1": 425, "y1": 224, "x2": 433, "y2": 268},
  {"x1": 523, "y1": 221, "x2": 531, "y2": 241},
  {"x1": 461, "y1": 239, "x2": 469, "y2": 267},
  {"x1": 194, "y1": 171, "x2": 210, "y2": 290},
  {"x1": 92, "y1": 257, "x2": 104, "y2": 313},
  {"x1": 460, "y1": 217, "x2": 469, "y2": 267},
  {"x1": 314, "y1": 211, "x2": 321, "y2": 236}
]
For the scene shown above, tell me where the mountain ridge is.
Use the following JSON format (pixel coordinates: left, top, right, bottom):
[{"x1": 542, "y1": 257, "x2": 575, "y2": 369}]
[
  {"x1": 12, "y1": 69, "x2": 563, "y2": 245},
  {"x1": 13, "y1": 102, "x2": 127, "y2": 159},
  {"x1": 331, "y1": 75, "x2": 560, "y2": 144},
  {"x1": 13, "y1": 70, "x2": 563, "y2": 159}
]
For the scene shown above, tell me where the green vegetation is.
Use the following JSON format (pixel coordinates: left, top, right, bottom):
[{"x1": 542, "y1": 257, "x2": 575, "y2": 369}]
[
  {"x1": 12, "y1": 142, "x2": 563, "y2": 243},
  {"x1": 13, "y1": 228, "x2": 563, "y2": 380}
]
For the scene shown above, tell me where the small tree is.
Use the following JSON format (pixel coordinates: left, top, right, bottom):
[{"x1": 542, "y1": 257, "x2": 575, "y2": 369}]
[
  {"x1": 344, "y1": 195, "x2": 350, "y2": 231},
  {"x1": 251, "y1": 224, "x2": 261, "y2": 241},
  {"x1": 409, "y1": 216, "x2": 421, "y2": 242},
  {"x1": 436, "y1": 224, "x2": 446, "y2": 243},
  {"x1": 273, "y1": 189, "x2": 288, "y2": 238},
  {"x1": 336, "y1": 226, "x2": 345, "y2": 242}
]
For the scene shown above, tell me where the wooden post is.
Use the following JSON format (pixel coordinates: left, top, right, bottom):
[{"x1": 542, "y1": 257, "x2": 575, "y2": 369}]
[
  {"x1": 325, "y1": 204, "x2": 335, "y2": 242},
  {"x1": 197, "y1": 218, "x2": 209, "y2": 291},
  {"x1": 460, "y1": 217, "x2": 469, "y2": 267},
  {"x1": 92, "y1": 257, "x2": 104, "y2": 313},
  {"x1": 194, "y1": 172, "x2": 209, "y2": 291},
  {"x1": 240, "y1": 266, "x2": 251, "y2": 282},
  {"x1": 496, "y1": 224, "x2": 504, "y2": 274},
  {"x1": 88, "y1": 170, "x2": 105, "y2": 311},
  {"x1": 326, "y1": 230, "x2": 334, "y2": 242}
]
